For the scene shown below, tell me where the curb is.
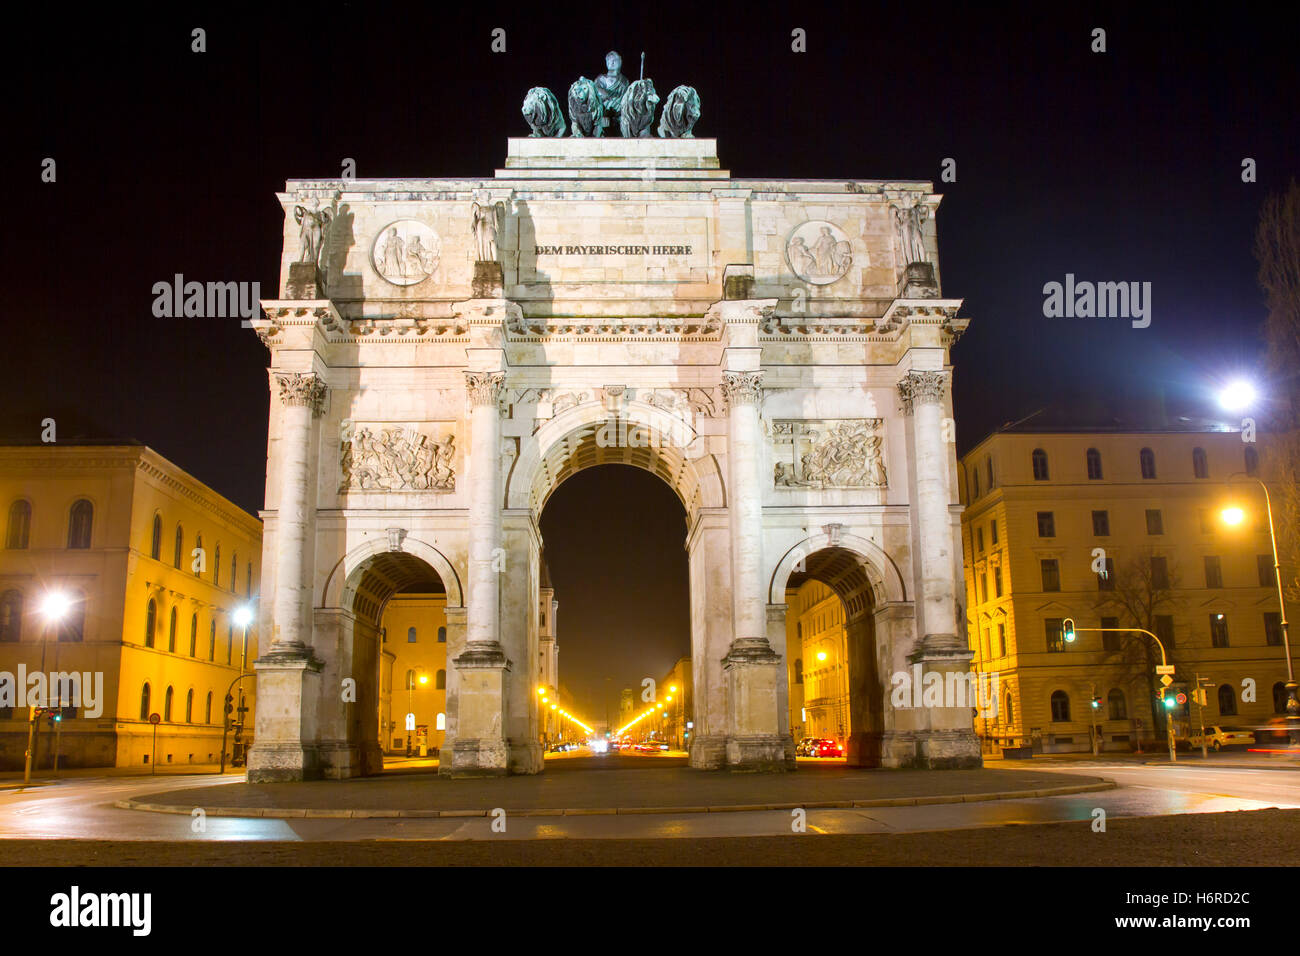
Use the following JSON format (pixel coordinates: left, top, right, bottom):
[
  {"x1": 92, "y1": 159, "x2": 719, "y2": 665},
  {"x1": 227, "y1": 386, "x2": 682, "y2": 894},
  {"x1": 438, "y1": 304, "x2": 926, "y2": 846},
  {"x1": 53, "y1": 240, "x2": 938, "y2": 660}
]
[{"x1": 112, "y1": 780, "x2": 1115, "y2": 820}]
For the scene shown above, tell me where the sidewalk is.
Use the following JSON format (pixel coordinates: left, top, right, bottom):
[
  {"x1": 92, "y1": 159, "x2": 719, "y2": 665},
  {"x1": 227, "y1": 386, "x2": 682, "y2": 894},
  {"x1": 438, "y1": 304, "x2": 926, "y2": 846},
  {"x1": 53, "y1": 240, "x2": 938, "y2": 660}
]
[
  {"x1": 122, "y1": 763, "x2": 1114, "y2": 818},
  {"x1": 984, "y1": 750, "x2": 1300, "y2": 771},
  {"x1": 0, "y1": 763, "x2": 246, "y2": 790}
]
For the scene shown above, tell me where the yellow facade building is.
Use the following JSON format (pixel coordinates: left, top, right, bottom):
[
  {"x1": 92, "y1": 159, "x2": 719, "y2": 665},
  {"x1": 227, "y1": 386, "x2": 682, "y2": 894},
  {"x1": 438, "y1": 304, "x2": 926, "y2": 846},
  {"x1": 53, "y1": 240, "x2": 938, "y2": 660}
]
[
  {"x1": 378, "y1": 594, "x2": 448, "y2": 756},
  {"x1": 785, "y1": 579, "x2": 850, "y2": 746},
  {"x1": 0, "y1": 444, "x2": 262, "y2": 769},
  {"x1": 960, "y1": 419, "x2": 1294, "y2": 753}
]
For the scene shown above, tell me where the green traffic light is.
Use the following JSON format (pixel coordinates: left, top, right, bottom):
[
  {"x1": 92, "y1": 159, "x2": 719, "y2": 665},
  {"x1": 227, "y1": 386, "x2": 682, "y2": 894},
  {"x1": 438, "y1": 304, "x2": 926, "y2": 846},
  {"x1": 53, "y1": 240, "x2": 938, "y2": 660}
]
[{"x1": 1163, "y1": 696, "x2": 1176, "y2": 709}]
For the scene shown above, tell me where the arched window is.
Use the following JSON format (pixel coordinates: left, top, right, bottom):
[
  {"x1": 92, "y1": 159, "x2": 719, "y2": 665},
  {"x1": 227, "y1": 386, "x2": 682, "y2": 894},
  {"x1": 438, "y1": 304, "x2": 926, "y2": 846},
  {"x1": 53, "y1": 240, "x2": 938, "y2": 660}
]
[
  {"x1": 214, "y1": 545, "x2": 221, "y2": 587},
  {"x1": 407, "y1": 627, "x2": 417, "y2": 643},
  {"x1": 1273, "y1": 682, "x2": 1288, "y2": 714},
  {"x1": 209, "y1": 620, "x2": 216, "y2": 661},
  {"x1": 185, "y1": 689, "x2": 194, "y2": 723},
  {"x1": 6, "y1": 500, "x2": 30, "y2": 550},
  {"x1": 1192, "y1": 447, "x2": 1209, "y2": 479},
  {"x1": 150, "y1": 514, "x2": 162, "y2": 560},
  {"x1": 194, "y1": 533, "x2": 203, "y2": 576},
  {"x1": 189, "y1": 614, "x2": 198, "y2": 656},
  {"x1": 144, "y1": 599, "x2": 157, "y2": 648},
  {"x1": 167, "y1": 607, "x2": 177, "y2": 652},
  {"x1": 972, "y1": 470, "x2": 981, "y2": 499},
  {"x1": 1245, "y1": 446, "x2": 1259, "y2": 476},
  {"x1": 174, "y1": 525, "x2": 184, "y2": 568},
  {"x1": 57, "y1": 591, "x2": 85, "y2": 642},
  {"x1": 227, "y1": 624, "x2": 233, "y2": 664},
  {"x1": 140, "y1": 683, "x2": 151, "y2": 721},
  {"x1": 405, "y1": 669, "x2": 416, "y2": 690},
  {"x1": 1005, "y1": 692, "x2": 1014, "y2": 726},
  {"x1": 0, "y1": 590, "x2": 22, "y2": 642},
  {"x1": 246, "y1": 562, "x2": 253, "y2": 596},
  {"x1": 436, "y1": 712, "x2": 446, "y2": 731},
  {"x1": 164, "y1": 686, "x2": 174, "y2": 721},
  {"x1": 794, "y1": 658, "x2": 803, "y2": 684},
  {"x1": 436, "y1": 669, "x2": 446, "y2": 690},
  {"x1": 986, "y1": 456, "x2": 994, "y2": 489},
  {"x1": 1139, "y1": 447, "x2": 1156, "y2": 479},
  {"x1": 1086, "y1": 448, "x2": 1103, "y2": 480},
  {"x1": 437, "y1": 626, "x2": 446, "y2": 643},
  {"x1": 1218, "y1": 684, "x2": 1237, "y2": 716},
  {"x1": 231, "y1": 553, "x2": 237, "y2": 593},
  {"x1": 1050, "y1": 690, "x2": 1071, "y2": 722},
  {"x1": 67, "y1": 499, "x2": 93, "y2": 549},
  {"x1": 1107, "y1": 688, "x2": 1126, "y2": 720},
  {"x1": 205, "y1": 691, "x2": 213, "y2": 724},
  {"x1": 1032, "y1": 448, "x2": 1049, "y2": 481}
]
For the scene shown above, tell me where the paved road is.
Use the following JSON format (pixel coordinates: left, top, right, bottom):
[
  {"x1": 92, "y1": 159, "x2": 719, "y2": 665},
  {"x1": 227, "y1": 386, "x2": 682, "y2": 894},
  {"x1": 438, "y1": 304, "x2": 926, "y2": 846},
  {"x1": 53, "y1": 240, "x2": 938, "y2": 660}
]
[{"x1": 0, "y1": 758, "x2": 1294, "y2": 843}]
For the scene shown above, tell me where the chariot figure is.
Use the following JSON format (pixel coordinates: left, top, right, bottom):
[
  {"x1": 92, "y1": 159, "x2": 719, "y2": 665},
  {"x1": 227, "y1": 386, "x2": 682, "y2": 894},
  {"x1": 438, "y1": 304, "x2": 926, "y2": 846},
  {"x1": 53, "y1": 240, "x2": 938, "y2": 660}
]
[{"x1": 595, "y1": 50, "x2": 629, "y2": 115}]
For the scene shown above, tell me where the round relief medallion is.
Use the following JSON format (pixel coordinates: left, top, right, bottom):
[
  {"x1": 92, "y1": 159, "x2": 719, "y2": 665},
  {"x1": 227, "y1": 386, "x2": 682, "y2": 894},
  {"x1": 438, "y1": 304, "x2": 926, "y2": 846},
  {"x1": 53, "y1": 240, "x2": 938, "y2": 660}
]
[
  {"x1": 372, "y1": 219, "x2": 441, "y2": 286},
  {"x1": 785, "y1": 220, "x2": 854, "y2": 285}
]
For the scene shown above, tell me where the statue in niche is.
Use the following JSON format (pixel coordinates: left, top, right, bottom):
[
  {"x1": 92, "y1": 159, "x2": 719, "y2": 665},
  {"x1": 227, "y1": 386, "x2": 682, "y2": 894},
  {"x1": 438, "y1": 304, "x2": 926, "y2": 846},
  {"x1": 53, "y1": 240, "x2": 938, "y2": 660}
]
[
  {"x1": 892, "y1": 200, "x2": 930, "y2": 265},
  {"x1": 620, "y1": 78, "x2": 659, "y2": 138},
  {"x1": 293, "y1": 195, "x2": 336, "y2": 268},
  {"x1": 568, "y1": 77, "x2": 609, "y2": 137},
  {"x1": 471, "y1": 195, "x2": 505, "y2": 263},
  {"x1": 595, "y1": 51, "x2": 630, "y2": 117},
  {"x1": 658, "y1": 85, "x2": 701, "y2": 138},
  {"x1": 522, "y1": 87, "x2": 566, "y2": 137}
]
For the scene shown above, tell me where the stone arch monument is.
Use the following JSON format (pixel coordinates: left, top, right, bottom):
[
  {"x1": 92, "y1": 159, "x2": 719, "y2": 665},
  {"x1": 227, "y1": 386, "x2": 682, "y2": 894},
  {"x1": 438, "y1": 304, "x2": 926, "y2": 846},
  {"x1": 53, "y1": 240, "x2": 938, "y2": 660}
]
[{"x1": 247, "y1": 134, "x2": 978, "y2": 780}]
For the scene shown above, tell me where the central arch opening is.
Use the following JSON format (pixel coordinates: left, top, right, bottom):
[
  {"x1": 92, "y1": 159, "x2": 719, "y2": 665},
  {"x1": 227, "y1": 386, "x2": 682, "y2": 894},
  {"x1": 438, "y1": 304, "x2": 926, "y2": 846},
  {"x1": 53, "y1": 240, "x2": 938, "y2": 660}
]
[{"x1": 536, "y1": 463, "x2": 691, "y2": 769}]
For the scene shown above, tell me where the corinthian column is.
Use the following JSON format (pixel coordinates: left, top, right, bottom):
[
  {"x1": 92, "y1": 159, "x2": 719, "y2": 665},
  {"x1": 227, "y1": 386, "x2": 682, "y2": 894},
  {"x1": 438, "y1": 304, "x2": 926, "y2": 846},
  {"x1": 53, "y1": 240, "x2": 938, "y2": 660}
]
[
  {"x1": 464, "y1": 371, "x2": 506, "y2": 651},
  {"x1": 270, "y1": 371, "x2": 326, "y2": 653},
  {"x1": 898, "y1": 369, "x2": 957, "y2": 645},
  {"x1": 721, "y1": 370, "x2": 767, "y2": 647}
]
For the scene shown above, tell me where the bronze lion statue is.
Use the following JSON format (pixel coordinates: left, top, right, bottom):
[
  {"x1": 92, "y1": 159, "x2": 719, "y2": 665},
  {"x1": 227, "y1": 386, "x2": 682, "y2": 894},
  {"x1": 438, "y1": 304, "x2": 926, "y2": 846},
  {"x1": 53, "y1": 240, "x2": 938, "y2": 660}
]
[
  {"x1": 522, "y1": 87, "x2": 566, "y2": 138},
  {"x1": 567, "y1": 77, "x2": 608, "y2": 137},
  {"x1": 619, "y1": 78, "x2": 659, "y2": 138},
  {"x1": 658, "y1": 85, "x2": 701, "y2": 138}
]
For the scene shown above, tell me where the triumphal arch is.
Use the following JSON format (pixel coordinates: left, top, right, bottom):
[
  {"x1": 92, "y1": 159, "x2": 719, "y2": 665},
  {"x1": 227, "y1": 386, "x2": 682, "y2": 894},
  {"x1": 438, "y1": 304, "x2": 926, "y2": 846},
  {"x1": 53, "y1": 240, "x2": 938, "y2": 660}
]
[{"x1": 248, "y1": 73, "x2": 978, "y2": 780}]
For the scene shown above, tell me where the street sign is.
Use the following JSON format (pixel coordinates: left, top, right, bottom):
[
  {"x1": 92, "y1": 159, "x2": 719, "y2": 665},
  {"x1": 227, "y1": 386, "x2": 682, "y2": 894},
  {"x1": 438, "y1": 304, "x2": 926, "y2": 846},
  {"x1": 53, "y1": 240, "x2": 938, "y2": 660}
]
[
  {"x1": 148, "y1": 713, "x2": 161, "y2": 725},
  {"x1": 1176, "y1": 692, "x2": 1187, "y2": 704},
  {"x1": 1155, "y1": 665, "x2": 1175, "y2": 675},
  {"x1": 1160, "y1": 675, "x2": 1174, "y2": 687}
]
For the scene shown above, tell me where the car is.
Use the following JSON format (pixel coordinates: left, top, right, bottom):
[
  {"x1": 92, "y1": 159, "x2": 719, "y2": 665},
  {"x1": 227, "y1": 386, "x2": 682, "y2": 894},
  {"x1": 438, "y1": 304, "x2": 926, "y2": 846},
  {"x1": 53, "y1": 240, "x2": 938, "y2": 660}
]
[
  {"x1": 1255, "y1": 717, "x2": 1293, "y2": 745},
  {"x1": 1183, "y1": 726, "x2": 1255, "y2": 751},
  {"x1": 795, "y1": 737, "x2": 820, "y2": 756},
  {"x1": 812, "y1": 739, "x2": 845, "y2": 757}
]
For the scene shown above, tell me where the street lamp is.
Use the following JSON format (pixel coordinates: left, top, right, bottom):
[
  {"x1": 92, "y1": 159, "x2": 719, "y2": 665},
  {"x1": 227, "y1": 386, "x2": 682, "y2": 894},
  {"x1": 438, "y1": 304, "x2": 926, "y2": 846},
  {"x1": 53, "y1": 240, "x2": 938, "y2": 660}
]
[
  {"x1": 1218, "y1": 380, "x2": 1258, "y2": 412},
  {"x1": 1221, "y1": 473, "x2": 1298, "y2": 745},
  {"x1": 27, "y1": 591, "x2": 72, "y2": 783}
]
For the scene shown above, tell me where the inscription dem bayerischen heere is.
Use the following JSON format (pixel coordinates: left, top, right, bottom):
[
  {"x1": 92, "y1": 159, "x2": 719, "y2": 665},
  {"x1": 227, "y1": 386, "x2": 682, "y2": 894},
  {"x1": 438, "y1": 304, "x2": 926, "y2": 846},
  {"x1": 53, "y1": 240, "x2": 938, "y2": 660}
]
[{"x1": 534, "y1": 244, "x2": 694, "y2": 255}]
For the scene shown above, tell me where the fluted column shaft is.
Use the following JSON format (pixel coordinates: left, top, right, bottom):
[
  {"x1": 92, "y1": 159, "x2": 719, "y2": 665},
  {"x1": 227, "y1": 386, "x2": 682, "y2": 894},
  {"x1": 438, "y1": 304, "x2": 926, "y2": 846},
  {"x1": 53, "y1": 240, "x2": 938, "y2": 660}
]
[
  {"x1": 271, "y1": 372, "x2": 325, "y2": 651},
  {"x1": 723, "y1": 370, "x2": 766, "y2": 642},
  {"x1": 465, "y1": 372, "x2": 505, "y2": 648}
]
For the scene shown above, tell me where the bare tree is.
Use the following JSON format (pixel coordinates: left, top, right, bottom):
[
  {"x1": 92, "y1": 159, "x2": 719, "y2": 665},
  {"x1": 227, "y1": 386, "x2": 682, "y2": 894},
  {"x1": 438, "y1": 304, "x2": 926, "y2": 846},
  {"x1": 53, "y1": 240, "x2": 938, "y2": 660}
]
[
  {"x1": 1255, "y1": 179, "x2": 1300, "y2": 605},
  {"x1": 1094, "y1": 549, "x2": 1183, "y2": 742}
]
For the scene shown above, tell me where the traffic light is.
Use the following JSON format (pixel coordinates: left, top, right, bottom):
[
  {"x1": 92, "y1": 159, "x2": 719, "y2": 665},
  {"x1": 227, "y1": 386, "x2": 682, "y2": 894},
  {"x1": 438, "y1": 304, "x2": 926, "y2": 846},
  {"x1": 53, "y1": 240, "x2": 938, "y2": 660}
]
[
  {"x1": 1161, "y1": 690, "x2": 1176, "y2": 710},
  {"x1": 224, "y1": 694, "x2": 235, "y2": 730},
  {"x1": 1063, "y1": 618, "x2": 1076, "y2": 643},
  {"x1": 1091, "y1": 696, "x2": 1102, "y2": 710}
]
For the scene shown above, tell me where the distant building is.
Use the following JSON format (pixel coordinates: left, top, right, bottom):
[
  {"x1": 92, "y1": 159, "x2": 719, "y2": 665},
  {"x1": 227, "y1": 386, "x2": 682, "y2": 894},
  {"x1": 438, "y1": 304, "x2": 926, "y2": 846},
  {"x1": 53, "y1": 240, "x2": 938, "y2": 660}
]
[
  {"x1": 785, "y1": 580, "x2": 849, "y2": 745},
  {"x1": 0, "y1": 444, "x2": 261, "y2": 769},
  {"x1": 538, "y1": 556, "x2": 559, "y2": 743},
  {"x1": 960, "y1": 413, "x2": 1295, "y2": 753},
  {"x1": 659, "y1": 657, "x2": 692, "y2": 749},
  {"x1": 378, "y1": 594, "x2": 447, "y2": 756}
]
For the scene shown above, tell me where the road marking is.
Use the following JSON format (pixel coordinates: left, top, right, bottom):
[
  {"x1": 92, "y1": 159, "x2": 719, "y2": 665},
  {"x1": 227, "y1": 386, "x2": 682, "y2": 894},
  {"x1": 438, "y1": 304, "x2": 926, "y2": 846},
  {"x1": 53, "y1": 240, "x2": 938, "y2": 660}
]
[{"x1": 808, "y1": 825, "x2": 828, "y2": 834}]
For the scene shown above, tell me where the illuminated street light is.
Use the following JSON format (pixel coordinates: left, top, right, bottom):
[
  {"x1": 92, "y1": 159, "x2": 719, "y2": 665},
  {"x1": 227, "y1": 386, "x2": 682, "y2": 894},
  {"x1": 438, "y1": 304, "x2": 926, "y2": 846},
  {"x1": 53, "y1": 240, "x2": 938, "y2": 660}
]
[
  {"x1": 817, "y1": 651, "x2": 827, "y2": 662},
  {"x1": 233, "y1": 605, "x2": 254, "y2": 629},
  {"x1": 1220, "y1": 506, "x2": 1245, "y2": 526},
  {"x1": 40, "y1": 591, "x2": 72, "y2": 622},
  {"x1": 1218, "y1": 380, "x2": 1257, "y2": 412}
]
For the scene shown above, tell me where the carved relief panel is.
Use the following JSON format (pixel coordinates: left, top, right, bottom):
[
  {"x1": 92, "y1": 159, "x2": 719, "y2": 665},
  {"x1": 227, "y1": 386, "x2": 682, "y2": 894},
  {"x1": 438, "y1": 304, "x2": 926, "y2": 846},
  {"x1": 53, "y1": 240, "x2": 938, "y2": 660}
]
[
  {"x1": 771, "y1": 419, "x2": 887, "y2": 489},
  {"x1": 339, "y1": 422, "x2": 457, "y2": 492}
]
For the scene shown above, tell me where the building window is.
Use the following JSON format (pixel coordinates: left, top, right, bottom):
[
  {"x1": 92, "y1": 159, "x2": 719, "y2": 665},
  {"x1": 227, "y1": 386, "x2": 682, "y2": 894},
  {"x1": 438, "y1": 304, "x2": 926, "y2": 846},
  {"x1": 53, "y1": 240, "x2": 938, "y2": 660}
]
[
  {"x1": 145, "y1": 599, "x2": 157, "y2": 648},
  {"x1": 1041, "y1": 559, "x2": 1060, "y2": 592},
  {"x1": 1107, "y1": 689, "x2": 1126, "y2": 720},
  {"x1": 57, "y1": 592, "x2": 85, "y2": 642},
  {"x1": 0, "y1": 590, "x2": 22, "y2": 642},
  {"x1": 1245, "y1": 446, "x2": 1259, "y2": 476},
  {"x1": 1151, "y1": 556, "x2": 1170, "y2": 590},
  {"x1": 1139, "y1": 447, "x2": 1156, "y2": 479},
  {"x1": 1098, "y1": 557, "x2": 1115, "y2": 590},
  {"x1": 436, "y1": 669, "x2": 446, "y2": 690},
  {"x1": 990, "y1": 520, "x2": 998, "y2": 545},
  {"x1": 1146, "y1": 509, "x2": 1163, "y2": 535},
  {"x1": 190, "y1": 614, "x2": 198, "y2": 656},
  {"x1": 993, "y1": 566, "x2": 1003, "y2": 597},
  {"x1": 164, "y1": 686, "x2": 174, "y2": 722},
  {"x1": 1209, "y1": 613, "x2": 1229, "y2": 647},
  {"x1": 1218, "y1": 684, "x2": 1237, "y2": 716},
  {"x1": 140, "y1": 683, "x2": 151, "y2": 721},
  {"x1": 168, "y1": 607, "x2": 177, "y2": 653},
  {"x1": 1101, "y1": 616, "x2": 1120, "y2": 651},
  {"x1": 436, "y1": 712, "x2": 446, "y2": 731},
  {"x1": 231, "y1": 554, "x2": 237, "y2": 593},
  {"x1": 1274, "y1": 682, "x2": 1289, "y2": 714},
  {"x1": 1086, "y1": 447, "x2": 1103, "y2": 480},
  {"x1": 972, "y1": 471, "x2": 980, "y2": 499},
  {"x1": 6, "y1": 500, "x2": 31, "y2": 550},
  {"x1": 151, "y1": 514, "x2": 163, "y2": 560},
  {"x1": 1265, "y1": 612, "x2": 1283, "y2": 646},
  {"x1": 1005, "y1": 693, "x2": 1014, "y2": 726},
  {"x1": 437, "y1": 626, "x2": 446, "y2": 643},
  {"x1": 194, "y1": 533, "x2": 203, "y2": 576},
  {"x1": 1258, "y1": 555, "x2": 1276, "y2": 587},
  {"x1": 1037, "y1": 511, "x2": 1055, "y2": 537},
  {"x1": 67, "y1": 499, "x2": 93, "y2": 549},
  {"x1": 205, "y1": 692, "x2": 213, "y2": 724},
  {"x1": 405, "y1": 669, "x2": 416, "y2": 691},
  {"x1": 407, "y1": 627, "x2": 417, "y2": 643},
  {"x1": 1204, "y1": 556, "x2": 1223, "y2": 588},
  {"x1": 1046, "y1": 618, "x2": 1066, "y2": 652},
  {"x1": 1155, "y1": 614, "x2": 1175, "y2": 649},
  {"x1": 1192, "y1": 447, "x2": 1208, "y2": 478},
  {"x1": 227, "y1": 624, "x2": 233, "y2": 664},
  {"x1": 986, "y1": 456, "x2": 994, "y2": 490},
  {"x1": 1092, "y1": 510, "x2": 1109, "y2": 536},
  {"x1": 185, "y1": 689, "x2": 194, "y2": 723},
  {"x1": 976, "y1": 528, "x2": 984, "y2": 553},
  {"x1": 209, "y1": 621, "x2": 216, "y2": 661},
  {"x1": 214, "y1": 545, "x2": 221, "y2": 586},
  {"x1": 246, "y1": 562, "x2": 253, "y2": 596},
  {"x1": 996, "y1": 622, "x2": 1006, "y2": 657},
  {"x1": 174, "y1": 525, "x2": 184, "y2": 568},
  {"x1": 1050, "y1": 690, "x2": 1071, "y2": 722},
  {"x1": 794, "y1": 658, "x2": 803, "y2": 684},
  {"x1": 1032, "y1": 448, "x2": 1049, "y2": 481}
]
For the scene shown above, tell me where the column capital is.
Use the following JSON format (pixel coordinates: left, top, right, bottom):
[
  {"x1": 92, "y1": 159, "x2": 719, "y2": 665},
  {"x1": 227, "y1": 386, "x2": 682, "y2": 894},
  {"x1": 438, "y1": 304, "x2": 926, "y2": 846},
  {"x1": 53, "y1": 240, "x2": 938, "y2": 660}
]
[
  {"x1": 720, "y1": 370, "x2": 764, "y2": 409},
  {"x1": 897, "y1": 369, "x2": 950, "y2": 415},
  {"x1": 465, "y1": 371, "x2": 506, "y2": 406},
  {"x1": 273, "y1": 371, "x2": 327, "y2": 416}
]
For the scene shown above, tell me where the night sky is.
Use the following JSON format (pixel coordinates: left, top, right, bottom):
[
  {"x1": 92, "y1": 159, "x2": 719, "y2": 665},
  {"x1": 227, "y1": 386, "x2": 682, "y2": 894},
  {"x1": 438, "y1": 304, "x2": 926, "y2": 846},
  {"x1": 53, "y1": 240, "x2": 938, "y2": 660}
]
[{"x1": 6, "y1": 4, "x2": 1296, "y2": 719}]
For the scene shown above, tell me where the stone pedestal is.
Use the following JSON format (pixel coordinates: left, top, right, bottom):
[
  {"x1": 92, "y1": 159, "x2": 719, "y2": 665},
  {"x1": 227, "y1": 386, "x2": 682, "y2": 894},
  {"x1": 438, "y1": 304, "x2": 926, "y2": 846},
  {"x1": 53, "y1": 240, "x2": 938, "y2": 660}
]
[
  {"x1": 247, "y1": 654, "x2": 323, "y2": 782},
  {"x1": 285, "y1": 261, "x2": 323, "y2": 299},
  {"x1": 723, "y1": 638, "x2": 793, "y2": 770},
  {"x1": 446, "y1": 643, "x2": 510, "y2": 776},
  {"x1": 898, "y1": 261, "x2": 939, "y2": 298},
  {"x1": 472, "y1": 261, "x2": 504, "y2": 298}
]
